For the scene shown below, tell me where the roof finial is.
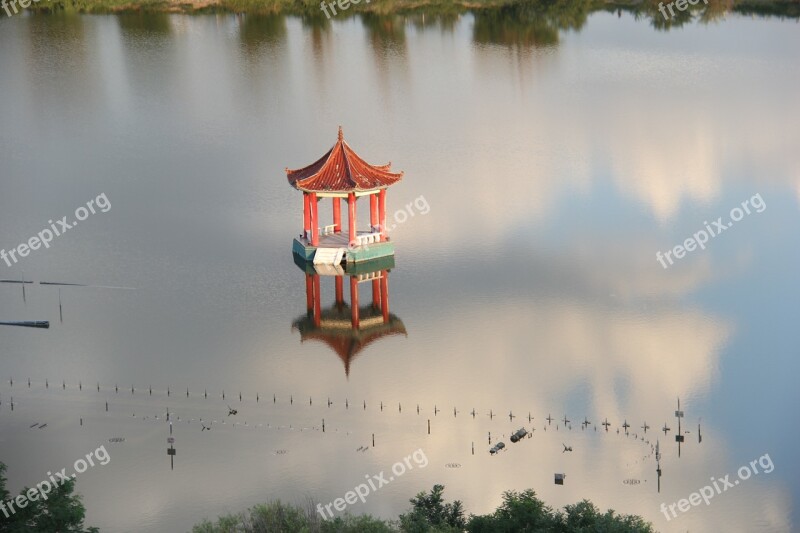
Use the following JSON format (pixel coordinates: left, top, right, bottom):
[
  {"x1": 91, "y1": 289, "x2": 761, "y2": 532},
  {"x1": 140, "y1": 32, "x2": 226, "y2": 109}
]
[{"x1": 338, "y1": 126, "x2": 343, "y2": 142}]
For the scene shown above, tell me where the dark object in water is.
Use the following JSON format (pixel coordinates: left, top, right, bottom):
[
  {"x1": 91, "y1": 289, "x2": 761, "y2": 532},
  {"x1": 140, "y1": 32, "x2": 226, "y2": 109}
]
[
  {"x1": 0, "y1": 321, "x2": 49, "y2": 328},
  {"x1": 510, "y1": 428, "x2": 528, "y2": 443},
  {"x1": 489, "y1": 442, "x2": 505, "y2": 455},
  {"x1": 555, "y1": 473, "x2": 566, "y2": 485}
]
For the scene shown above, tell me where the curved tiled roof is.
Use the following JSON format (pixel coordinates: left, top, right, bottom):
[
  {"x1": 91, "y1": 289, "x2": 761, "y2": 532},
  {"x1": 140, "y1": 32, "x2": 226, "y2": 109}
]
[{"x1": 286, "y1": 127, "x2": 403, "y2": 193}]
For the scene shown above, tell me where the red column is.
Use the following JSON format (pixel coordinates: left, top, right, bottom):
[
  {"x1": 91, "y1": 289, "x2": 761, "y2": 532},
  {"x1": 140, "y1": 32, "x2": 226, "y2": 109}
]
[
  {"x1": 303, "y1": 193, "x2": 311, "y2": 240},
  {"x1": 305, "y1": 274, "x2": 313, "y2": 312},
  {"x1": 380, "y1": 271, "x2": 389, "y2": 323},
  {"x1": 378, "y1": 189, "x2": 387, "y2": 241},
  {"x1": 372, "y1": 279, "x2": 380, "y2": 307},
  {"x1": 348, "y1": 193, "x2": 357, "y2": 245},
  {"x1": 350, "y1": 276, "x2": 359, "y2": 329},
  {"x1": 335, "y1": 276, "x2": 344, "y2": 305},
  {"x1": 310, "y1": 193, "x2": 319, "y2": 246},
  {"x1": 312, "y1": 274, "x2": 321, "y2": 328},
  {"x1": 370, "y1": 194, "x2": 378, "y2": 231},
  {"x1": 332, "y1": 197, "x2": 342, "y2": 233}
]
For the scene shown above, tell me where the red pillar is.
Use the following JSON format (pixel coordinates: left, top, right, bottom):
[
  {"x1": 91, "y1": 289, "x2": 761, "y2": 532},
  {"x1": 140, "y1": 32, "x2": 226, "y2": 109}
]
[
  {"x1": 303, "y1": 193, "x2": 311, "y2": 240},
  {"x1": 350, "y1": 276, "x2": 359, "y2": 329},
  {"x1": 332, "y1": 197, "x2": 342, "y2": 233},
  {"x1": 380, "y1": 271, "x2": 389, "y2": 323},
  {"x1": 310, "y1": 193, "x2": 319, "y2": 246},
  {"x1": 372, "y1": 279, "x2": 380, "y2": 307},
  {"x1": 312, "y1": 274, "x2": 321, "y2": 327},
  {"x1": 348, "y1": 193, "x2": 357, "y2": 245},
  {"x1": 305, "y1": 274, "x2": 313, "y2": 312},
  {"x1": 378, "y1": 189, "x2": 387, "y2": 241},
  {"x1": 335, "y1": 276, "x2": 344, "y2": 305},
  {"x1": 370, "y1": 193, "x2": 378, "y2": 231}
]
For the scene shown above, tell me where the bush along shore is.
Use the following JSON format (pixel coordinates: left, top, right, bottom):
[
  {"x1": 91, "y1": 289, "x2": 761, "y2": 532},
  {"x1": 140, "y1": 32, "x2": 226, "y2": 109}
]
[
  {"x1": 192, "y1": 484, "x2": 657, "y2": 533},
  {"x1": 19, "y1": 0, "x2": 800, "y2": 23}
]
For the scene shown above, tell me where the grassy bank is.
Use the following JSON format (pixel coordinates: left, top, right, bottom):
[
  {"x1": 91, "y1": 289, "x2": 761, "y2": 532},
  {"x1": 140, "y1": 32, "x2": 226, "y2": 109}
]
[
  {"x1": 25, "y1": 0, "x2": 800, "y2": 19},
  {"x1": 33, "y1": 0, "x2": 514, "y2": 15}
]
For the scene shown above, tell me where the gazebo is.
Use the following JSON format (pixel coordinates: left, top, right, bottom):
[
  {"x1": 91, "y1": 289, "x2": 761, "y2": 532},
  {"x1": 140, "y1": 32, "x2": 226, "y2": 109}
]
[{"x1": 286, "y1": 127, "x2": 403, "y2": 264}]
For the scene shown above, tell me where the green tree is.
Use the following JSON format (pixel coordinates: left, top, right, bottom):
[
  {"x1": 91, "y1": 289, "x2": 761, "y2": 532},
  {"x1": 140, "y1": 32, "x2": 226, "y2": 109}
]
[
  {"x1": 553, "y1": 499, "x2": 655, "y2": 532},
  {"x1": 0, "y1": 462, "x2": 98, "y2": 533},
  {"x1": 399, "y1": 484, "x2": 466, "y2": 532},
  {"x1": 191, "y1": 500, "x2": 394, "y2": 533},
  {"x1": 467, "y1": 489, "x2": 556, "y2": 532}
]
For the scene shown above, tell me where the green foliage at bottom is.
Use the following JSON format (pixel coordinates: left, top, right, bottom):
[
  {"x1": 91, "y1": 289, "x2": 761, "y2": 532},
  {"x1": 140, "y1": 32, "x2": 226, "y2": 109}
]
[
  {"x1": 192, "y1": 484, "x2": 656, "y2": 533},
  {"x1": 0, "y1": 462, "x2": 98, "y2": 533}
]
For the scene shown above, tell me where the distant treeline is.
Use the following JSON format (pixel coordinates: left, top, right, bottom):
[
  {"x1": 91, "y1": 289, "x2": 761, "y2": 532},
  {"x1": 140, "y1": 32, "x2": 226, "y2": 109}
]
[
  {"x1": 192, "y1": 484, "x2": 657, "y2": 533},
  {"x1": 27, "y1": 0, "x2": 800, "y2": 23}
]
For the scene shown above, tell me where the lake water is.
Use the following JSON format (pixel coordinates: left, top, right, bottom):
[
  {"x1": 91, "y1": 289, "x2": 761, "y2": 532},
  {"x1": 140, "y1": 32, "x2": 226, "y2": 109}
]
[{"x1": 0, "y1": 7, "x2": 799, "y2": 532}]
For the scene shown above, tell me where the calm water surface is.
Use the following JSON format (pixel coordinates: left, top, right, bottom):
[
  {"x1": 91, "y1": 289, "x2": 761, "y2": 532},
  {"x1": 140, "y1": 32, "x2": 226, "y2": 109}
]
[{"x1": 0, "y1": 8, "x2": 799, "y2": 532}]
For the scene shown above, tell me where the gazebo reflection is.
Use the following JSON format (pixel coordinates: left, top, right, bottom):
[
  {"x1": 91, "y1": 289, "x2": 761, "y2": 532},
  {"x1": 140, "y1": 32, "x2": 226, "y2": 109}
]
[{"x1": 291, "y1": 255, "x2": 406, "y2": 376}]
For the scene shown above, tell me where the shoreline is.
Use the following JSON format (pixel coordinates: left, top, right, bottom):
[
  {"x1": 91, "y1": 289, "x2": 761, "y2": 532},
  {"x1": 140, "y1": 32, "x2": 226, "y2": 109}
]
[{"x1": 21, "y1": 0, "x2": 800, "y2": 18}]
